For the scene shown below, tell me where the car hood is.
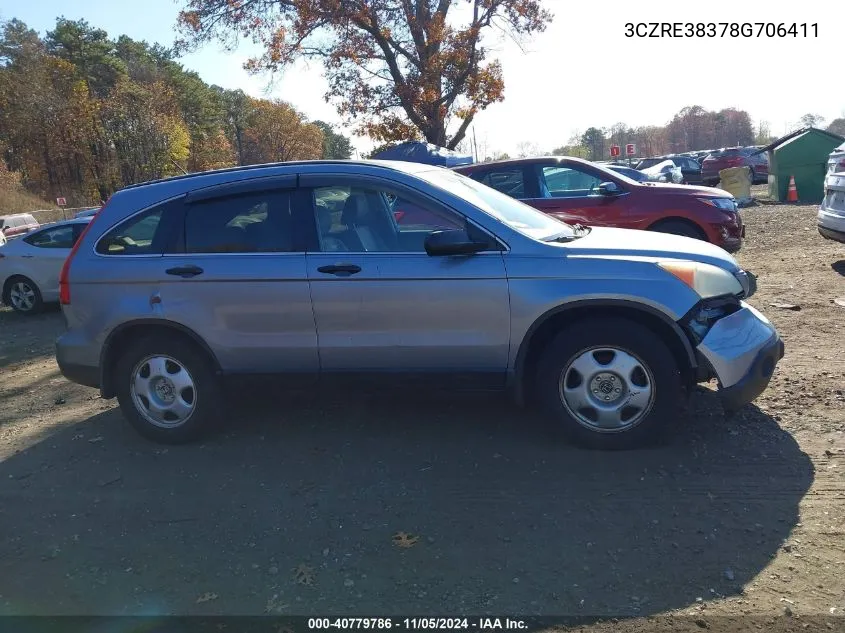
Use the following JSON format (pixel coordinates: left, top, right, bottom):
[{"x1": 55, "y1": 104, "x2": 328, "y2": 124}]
[
  {"x1": 563, "y1": 226, "x2": 739, "y2": 271},
  {"x1": 636, "y1": 182, "x2": 731, "y2": 197}
]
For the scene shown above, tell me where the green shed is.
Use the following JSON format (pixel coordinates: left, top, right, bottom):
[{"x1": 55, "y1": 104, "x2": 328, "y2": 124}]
[{"x1": 762, "y1": 127, "x2": 844, "y2": 203}]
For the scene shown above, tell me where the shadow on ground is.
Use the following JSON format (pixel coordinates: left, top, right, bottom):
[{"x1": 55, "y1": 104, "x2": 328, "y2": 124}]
[
  {"x1": 831, "y1": 260, "x2": 845, "y2": 277},
  {"x1": 0, "y1": 388, "x2": 813, "y2": 617},
  {"x1": 0, "y1": 305, "x2": 64, "y2": 368}
]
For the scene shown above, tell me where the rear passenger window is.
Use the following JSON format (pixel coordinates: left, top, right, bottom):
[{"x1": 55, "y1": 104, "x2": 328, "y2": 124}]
[
  {"x1": 24, "y1": 225, "x2": 74, "y2": 248},
  {"x1": 96, "y1": 207, "x2": 166, "y2": 255},
  {"x1": 184, "y1": 190, "x2": 293, "y2": 253},
  {"x1": 478, "y1": 169, "x2": 526, "y2": 198}
]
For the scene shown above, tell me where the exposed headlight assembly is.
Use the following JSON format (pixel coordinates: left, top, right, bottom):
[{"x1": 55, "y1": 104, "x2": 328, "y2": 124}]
[
  {"x1": 659, "y1": 261, "x2": 744, "y2": 299},
  {"x1": 699, "y1": 197, "x2": 738, "y2": 212}
]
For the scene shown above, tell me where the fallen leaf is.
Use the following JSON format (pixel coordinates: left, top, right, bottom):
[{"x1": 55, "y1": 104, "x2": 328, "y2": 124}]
[
  {"x1": 834, "y1": 298, "x2": 845, "y2": 308},
  {"x1": 265, "y1": 593, "x2": 289, "y2": 614},
  {"x1": 392, "y1": 531, "x2": 420, "y2": 548},
  {"x1": 88, "y1": 436, "x2": 104, "y2": 444},
  {"x1": 292, "y1": 563, "x2": 315, "y2": 585},
  {"x1": 196, "y1": 592, "x2": 218, "y2": 604}
]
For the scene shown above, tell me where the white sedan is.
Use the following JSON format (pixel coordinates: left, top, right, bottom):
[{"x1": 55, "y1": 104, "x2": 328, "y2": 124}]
[{"x1": 0, "y1": 217, "x2": 91, "y2": 315}]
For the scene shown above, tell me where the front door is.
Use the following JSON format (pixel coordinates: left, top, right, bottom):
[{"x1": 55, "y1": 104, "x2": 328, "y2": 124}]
[
  {"x1": 523, "y1": 163, "x2": 627, "y2": 227},
  {"x1": 299, "y1": 175, "x2": 511, "y2": 383}
]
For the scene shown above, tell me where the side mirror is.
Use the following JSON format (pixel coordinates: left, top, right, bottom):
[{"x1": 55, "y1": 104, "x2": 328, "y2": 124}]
[
  {"x1": 424, "y1": 229, "x2": 489, "y2": 256},
  {"x1": 597, "y1": 181, "x2": 622, "y2": 196}
]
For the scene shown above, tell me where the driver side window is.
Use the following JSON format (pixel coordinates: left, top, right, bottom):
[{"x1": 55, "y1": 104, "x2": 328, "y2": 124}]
[
  {"x1": 312, "y1": 184, "x2": 463, "y2": 253},
  {"x1": 541, "y1": 166, "x2": 603, "y2": 198}
]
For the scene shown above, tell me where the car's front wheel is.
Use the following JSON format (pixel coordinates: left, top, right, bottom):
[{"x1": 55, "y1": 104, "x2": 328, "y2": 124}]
[
  {"x1": 535, "y1": 318, "x2": 683, "y2": 449},
  {"x1": 115, "y1": 335, "x2": 222, "y2": 444}
]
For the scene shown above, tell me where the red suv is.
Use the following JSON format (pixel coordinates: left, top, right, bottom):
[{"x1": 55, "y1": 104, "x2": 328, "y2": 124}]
[
  {"x1": 700, "y1": 147, "x2": 768, "y2": 185},
  {"x1": 453, "y1": 157, "x2": 744, "y2": 252}
]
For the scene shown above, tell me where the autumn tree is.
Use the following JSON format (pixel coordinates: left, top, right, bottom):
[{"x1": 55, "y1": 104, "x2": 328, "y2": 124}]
[
  {"x1": 581, "y1": 127, "x2": 605, "y2": 160},
  {"x1": 241, "y1": 99, "x2": 323, "y2": 164},
  {"x1": 798, "y1": 113, "x2": 825, "y2": 129},
  {"x1": 827, "y1": 118, "x2": 845, "y2": 137},
  {"x1": 314, "y1": 120, "x2": 354, "y2": 159},
  {"x1": 176, "y1": 0, "x2": 552, "y2": 149},
  {"x1": 516, "y1": 141, "x2": 540, "y2": 157}
]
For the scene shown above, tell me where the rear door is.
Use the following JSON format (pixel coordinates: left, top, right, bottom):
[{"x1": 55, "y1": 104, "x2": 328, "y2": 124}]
[
  {"x1": 160, "y1": 178, "x2": 317, "y2": 374},
  {"x1": 93, "y1": 177, "x2": 318, "y2": 375},
  {"x1": 299, "y1": 173, "x2": 510, "y2": 383},
  {"x1": 20, "y1": 223, "x2": 78, "y2": 299}
]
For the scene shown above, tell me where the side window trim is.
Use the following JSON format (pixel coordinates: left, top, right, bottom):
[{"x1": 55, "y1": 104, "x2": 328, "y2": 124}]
[{"x1": 184, "y1": 174, "x2": 298, "y2": 204}]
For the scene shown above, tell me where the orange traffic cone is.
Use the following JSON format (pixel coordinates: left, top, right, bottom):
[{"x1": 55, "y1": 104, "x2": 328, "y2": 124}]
[{"x1": 786, "y1": 175, "x2": 798, "y2": 202}]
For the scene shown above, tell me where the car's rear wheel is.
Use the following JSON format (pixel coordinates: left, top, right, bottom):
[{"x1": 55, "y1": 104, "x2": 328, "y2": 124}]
[
  {"x1": 535, "y1": 318, "x2": 683, "y2": 449},
  {"x1": 4, "y1": 276, "x2": 43, "y2": 315},
  {"x1": 649, "y1": 219, "x2": 707, "y2": 241},
  {"x1": 115, "y1": 335, "x2": 221, "y2": 444}
]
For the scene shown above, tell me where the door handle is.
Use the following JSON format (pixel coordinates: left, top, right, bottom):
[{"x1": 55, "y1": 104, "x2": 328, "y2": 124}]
[
  {"x1": 21, "y1": 254, "x2": 34, "y2": 258},
  {"x1": 165, "y1": 265, "x2": 204, "y2": 278},
  {"x1": 317, "y1": 264, "x2": 362, "y2": 276}
]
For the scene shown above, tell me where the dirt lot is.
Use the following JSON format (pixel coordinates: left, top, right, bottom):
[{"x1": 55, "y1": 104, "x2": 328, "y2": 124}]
[{"x1": 0, "y1": 200, "x2": 843, "y2": 629}]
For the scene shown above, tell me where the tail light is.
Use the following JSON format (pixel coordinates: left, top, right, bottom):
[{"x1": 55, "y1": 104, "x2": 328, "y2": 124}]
[
  {"x1": 835, "y1": 158, "x2": 845, "y2": 173},
  {"x1": 393, "y1": 210, "x2": 406, "y2": 222},
  {"x1": 59, "y1": 203, "x2": 105, "y2": 305}
]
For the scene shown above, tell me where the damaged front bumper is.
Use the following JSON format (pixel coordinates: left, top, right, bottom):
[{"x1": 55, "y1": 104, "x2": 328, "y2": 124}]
[{"x1": 694, "y1": 302, "x2": 784, "y2": 412}]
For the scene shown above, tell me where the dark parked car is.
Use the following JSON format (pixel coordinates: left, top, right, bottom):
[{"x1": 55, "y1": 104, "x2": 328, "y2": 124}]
[
  {"x1": 635, "y1": 155, "x2": 704, "y2": 185},
  {"x1": 454, "y1": 157, "x2": 744, "y2": 252},
  {"x1": 701, "y1": 147, "x2": 769, "y2": 185}
]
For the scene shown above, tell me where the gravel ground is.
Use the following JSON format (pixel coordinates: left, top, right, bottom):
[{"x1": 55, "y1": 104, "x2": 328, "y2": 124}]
[{"x1": 0, "y1": 200, "x2": 843, "y2": 631}]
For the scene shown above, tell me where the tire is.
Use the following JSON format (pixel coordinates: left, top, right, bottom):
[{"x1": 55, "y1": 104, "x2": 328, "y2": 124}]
[
  {"x1": 748, "y1": 167, "x2": 755, "y2": 184},
  {"x1": 4, "y1": 276, "x2": 43, "y2": 315},
  {"x1": 649, "y1": 220, "x2": 707, "y2": 241},
  {"x1": 115, "y1": 334, "x2": 222, "y2": 444},
  {"x1": 534, "y1": 317, "x2": 683, "y2": 449}
]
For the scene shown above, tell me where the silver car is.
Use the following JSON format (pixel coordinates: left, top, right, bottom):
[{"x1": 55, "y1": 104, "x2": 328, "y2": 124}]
[
  {"x1": 819, "y1": 141, "x2": 845, "y2": 243},
  {"x1": 1, "y1": 218, "x2": 92, "y2": 314},
  {"x1": 55, "y1": 161, "x2": 783, "y2": 449}
]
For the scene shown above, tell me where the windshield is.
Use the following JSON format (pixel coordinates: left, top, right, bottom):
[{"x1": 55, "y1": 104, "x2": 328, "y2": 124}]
[{"x1": 417, "y1": 168, "x2": 575, "y2": 240}]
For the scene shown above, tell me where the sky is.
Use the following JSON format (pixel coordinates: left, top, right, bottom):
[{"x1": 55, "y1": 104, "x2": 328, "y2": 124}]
[{"x1": 1, "y1": 0, "x2": 842, "y2": 157}]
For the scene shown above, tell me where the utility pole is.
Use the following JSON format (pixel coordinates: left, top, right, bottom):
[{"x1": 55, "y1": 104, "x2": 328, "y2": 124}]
[{"x1": 472, "y1": 126, "x2": 479, "y2": 163}]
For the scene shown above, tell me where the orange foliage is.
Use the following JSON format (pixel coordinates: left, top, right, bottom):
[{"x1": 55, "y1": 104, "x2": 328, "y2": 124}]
[{"x1": 176, "y1": 0, "x2": 552, "y2": 149}]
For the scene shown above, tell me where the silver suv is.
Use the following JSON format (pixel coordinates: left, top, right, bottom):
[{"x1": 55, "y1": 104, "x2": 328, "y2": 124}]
[{"x1": 56, "y1": 161, "x2": 783, "y2": 449}]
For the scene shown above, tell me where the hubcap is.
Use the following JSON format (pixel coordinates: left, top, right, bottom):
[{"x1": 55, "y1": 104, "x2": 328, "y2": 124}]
[
  {"x1": 10, "y1": 282, "x2": 35, "y2": 312},
  {"x1": 559, "y1": 347, "x2": 655, "y2": 433},
  {"x1": 130, "y1": 355, "x2": 197, "y2": 428}
]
